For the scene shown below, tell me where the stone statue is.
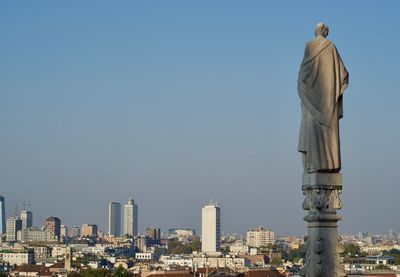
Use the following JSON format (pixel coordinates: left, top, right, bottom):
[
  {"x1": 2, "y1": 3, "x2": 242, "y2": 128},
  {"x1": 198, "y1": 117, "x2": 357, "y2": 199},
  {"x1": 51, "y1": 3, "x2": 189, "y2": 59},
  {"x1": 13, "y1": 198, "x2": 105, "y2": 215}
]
[
  {"x1": 299, "y1": 23, "x2": 349, "y2": 277},
  {"x1": 298, "y1": 22, "x2": 349, "y2": 173}
]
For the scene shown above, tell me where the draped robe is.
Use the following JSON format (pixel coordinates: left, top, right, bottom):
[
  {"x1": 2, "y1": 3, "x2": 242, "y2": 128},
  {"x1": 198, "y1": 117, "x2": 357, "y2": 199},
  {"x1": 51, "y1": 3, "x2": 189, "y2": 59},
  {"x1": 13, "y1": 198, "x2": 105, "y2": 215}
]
[{"x1": 298, "y1": 36, "x2": 349, "y2": 173}]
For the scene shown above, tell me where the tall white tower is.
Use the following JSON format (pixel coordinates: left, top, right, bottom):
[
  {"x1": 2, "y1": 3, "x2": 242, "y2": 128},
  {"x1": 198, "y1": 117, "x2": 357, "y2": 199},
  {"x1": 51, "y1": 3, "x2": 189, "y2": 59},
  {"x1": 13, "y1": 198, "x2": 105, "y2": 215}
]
[
  {"x1": 123, "y1": 198, "x2": 138, "y2": 236},
  {"x1": 0, "y1": 195, "x2": 5, "y2": 234},
  {"x1": 108, "y1": 202, "x2": 121, "y2": 237},
  {"x1": 201, "y1": 203, "x2": 221, "y2": 253}
]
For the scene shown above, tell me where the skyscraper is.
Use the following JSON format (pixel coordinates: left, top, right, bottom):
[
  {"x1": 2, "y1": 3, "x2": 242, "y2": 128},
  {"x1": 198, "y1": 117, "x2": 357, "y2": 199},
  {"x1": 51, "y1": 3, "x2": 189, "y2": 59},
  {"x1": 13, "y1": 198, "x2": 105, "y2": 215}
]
[
  {"x1": 108, "y1": 202, "x2": 121, "y2": 237},
  {"x1": 6, "y1": 216, "x2": 22, "y2": 242},
  {"x1": 201, "y1": 203, "x2": 221, "y2": 253},
  {"x1": 21, "y1": 210, "x2": 33, "y2": 229},
  {"x1": 123, "y1": 198, "x2": 138, "y2": 236},
  {"x1": 45, "y1": 216, "x2": 61, "y2": 241},
  {"x1": 0, "y1": 195, "x2": 5, "y2": 234}
]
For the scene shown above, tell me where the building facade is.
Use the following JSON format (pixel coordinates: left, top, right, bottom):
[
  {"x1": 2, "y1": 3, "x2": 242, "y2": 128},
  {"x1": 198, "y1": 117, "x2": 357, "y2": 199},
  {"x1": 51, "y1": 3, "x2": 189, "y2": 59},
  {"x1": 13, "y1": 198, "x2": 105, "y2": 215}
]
[
  {"x1": 0, "y1": 250, "x2": 34, "y2": 266},
  {"x1": 146, "y1": 227, "x2": 161, "y2": 241},
  {"x1": 246, "y1": 226, "x2": 275, "y2": 248},
  {"x1": 70, "y1": 226, "x2": 80, "y2": 237},
  {"x1": 21, "y1": 210, "x2": 33, "y2": 229},
  {"x1": 0, "y1": 196, "x2": 5, "y2": 234},
  {"x1": 6, "y1": 216, "x2": 22, "y2": 242},
  {"x1": 108, "y1": 202, "x2": 121, "y2": 237},
  {"x1": 45, "y1": 216, "x2": 61, "y2": 241},
  {"x1": 123, "y1": 198, "x2": 138, "y2": 236},
  {"x1": 201, "y1": 204, "x2": 221, "y2": 253},
  {"x1": 81, "y1": 224, "x2": 98, "y2": 237},
  {"x1": 17, "y1": 228, "x2": 53, "y2": 242}
]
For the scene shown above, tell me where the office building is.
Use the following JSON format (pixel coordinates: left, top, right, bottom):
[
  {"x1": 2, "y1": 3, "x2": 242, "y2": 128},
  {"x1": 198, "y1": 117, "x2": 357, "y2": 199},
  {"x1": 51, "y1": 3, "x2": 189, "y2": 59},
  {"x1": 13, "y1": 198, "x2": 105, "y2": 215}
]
[
  {"x1": 45, "y1": 216, "x2": 61, "y2": 241},
  {"x1": 6, "y1": 216, "x2": 22, "y2": 242},
  {"x1": 246, "y1": 226, "x2": 275, "y2": 248},
  {"x1": 17, "y1": 228, "x2": 53, "y2": 242},
  {"x1": 136, "y1": 235, "x2": 149, "y2": 252},
  {"x1": 60, "y1": 225, "x2": 68, "y2": 239},
  {"x1": 0, "y1": 195, "x2": 5, "y2": 234},
  {"x1": 108, "y1": 202, "x2": 121, "y2": 237},
  {"x1": 146, "y1": 227, "x2": 161, "y2": 241},
  {"x1": 201, "y1": 203, "x2": 221, "y2": 253},
  {"x1": 123, "y1": 198, "x2": 138, "y2": 236},
  {"x1": 0, "y1": 249, "x2": 34, "y2": 266},
  {"x1": 81, "y1": 224, "x2": 98, "y2": 237},
  {"x1": 70, "y1": 226, "x2": 80, "y2": 237},
  {"x1": 21, "y1": 210, "x2": 33, "y2": 229}
]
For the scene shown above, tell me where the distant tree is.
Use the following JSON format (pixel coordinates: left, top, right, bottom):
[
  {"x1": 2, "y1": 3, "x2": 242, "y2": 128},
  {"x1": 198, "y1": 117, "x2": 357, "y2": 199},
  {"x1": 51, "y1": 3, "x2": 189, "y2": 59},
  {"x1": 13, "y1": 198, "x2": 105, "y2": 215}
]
[
  {"x1": 282, "y1": 247, "x2": 302, "y2": 262},
  {"x1": 270, "y1": 257, "x2": 282, "y2": 266},
  {"x1": 383, "y1": 249, "x2": 400, "y2": 265},
  {"x1": 189, "y1": 239, "x2": 201, "y2": 252},
  {"x1": 113, "y1": 266, "x2": 133, "y2": 277},
  {"x1": 68, "y1": 272, "x2": 81, "y2": 277},
  {"x1": 342, "y1": 243, "x2": 361, "y2": 257},
  {"x1": 167, "y1": 239, "x2": 201, "y2": 254},
  {"x1": 395, "y1": 256, "x2": 400, "y2": 265},
  {"x1": 79, "y1": 267, "x2": 112, "y2": 277}
]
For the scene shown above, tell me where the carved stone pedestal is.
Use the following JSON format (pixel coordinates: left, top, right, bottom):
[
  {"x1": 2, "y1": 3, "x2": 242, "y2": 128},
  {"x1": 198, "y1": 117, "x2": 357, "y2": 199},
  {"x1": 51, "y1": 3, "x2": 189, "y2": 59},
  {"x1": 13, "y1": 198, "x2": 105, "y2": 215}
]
[{"x1": 300, "y1": 172, "x2": 345, "y2": 277}]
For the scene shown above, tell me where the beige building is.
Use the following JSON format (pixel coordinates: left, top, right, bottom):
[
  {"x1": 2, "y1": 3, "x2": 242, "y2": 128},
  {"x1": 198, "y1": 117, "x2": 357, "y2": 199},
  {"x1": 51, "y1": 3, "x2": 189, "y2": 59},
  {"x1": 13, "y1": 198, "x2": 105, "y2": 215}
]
[
  {"x1": 81, "y1": 224, "x2": 98, "y2": 237},
  {"x1": 17, "y1": 228, "x2": 54, "y2": 242},
  {"x1": 201, "y1": 204, "x2": 220, "y2": 253},
  {"x1": 6, "y1": 216, "x2": 22, "y2": 242},
  {"x1": 0, "y1": 249, "x2": 34, "y2": 266},
  {"x1": 45, "y1": 216, "x2": 61, "y2": 241},
  {"x1": 246, "y1": 226, "x2": 275, "y2": 248}
]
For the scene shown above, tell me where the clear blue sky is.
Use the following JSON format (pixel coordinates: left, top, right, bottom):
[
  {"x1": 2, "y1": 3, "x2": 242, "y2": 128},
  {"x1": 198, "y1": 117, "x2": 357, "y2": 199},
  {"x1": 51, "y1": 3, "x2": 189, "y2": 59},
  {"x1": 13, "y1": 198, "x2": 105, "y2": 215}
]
[{"x1": 1, "y1": 1, "x2": 399, "y2": 236}]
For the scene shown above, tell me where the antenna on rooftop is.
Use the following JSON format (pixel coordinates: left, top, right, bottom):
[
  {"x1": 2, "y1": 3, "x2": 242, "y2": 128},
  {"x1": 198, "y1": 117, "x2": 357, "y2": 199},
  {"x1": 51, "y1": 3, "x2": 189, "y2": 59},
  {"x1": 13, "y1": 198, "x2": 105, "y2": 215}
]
[
  {"x1": 14, "y1": 203, "x2": 18, "y2": 217},
  {"x1": 22, "y1": 201, "x2": 31, "y2": 211}
]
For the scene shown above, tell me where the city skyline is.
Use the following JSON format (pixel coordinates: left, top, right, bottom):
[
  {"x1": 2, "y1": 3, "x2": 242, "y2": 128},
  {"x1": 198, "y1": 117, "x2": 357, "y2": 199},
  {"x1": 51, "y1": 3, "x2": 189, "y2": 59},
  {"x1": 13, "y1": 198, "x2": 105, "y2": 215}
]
[
  {"x1": 2, "y1": 194, "x2": 399, "y2": 238},
  {"x1": 1, "y1": 1, "x2": 400, "y2": 235}
]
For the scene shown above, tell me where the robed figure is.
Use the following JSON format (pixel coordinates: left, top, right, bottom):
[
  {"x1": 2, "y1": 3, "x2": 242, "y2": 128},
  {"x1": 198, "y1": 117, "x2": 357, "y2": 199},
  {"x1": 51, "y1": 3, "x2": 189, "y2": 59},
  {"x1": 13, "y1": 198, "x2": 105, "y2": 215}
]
[{"x1": 298, "y1": 23, "x2": 349, "y2": 173}]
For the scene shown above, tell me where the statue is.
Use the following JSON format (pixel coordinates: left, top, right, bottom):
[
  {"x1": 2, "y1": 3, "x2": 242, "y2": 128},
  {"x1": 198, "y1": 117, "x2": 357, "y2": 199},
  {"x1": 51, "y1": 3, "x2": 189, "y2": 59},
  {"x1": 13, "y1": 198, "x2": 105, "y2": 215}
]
[
  {"x1": 298, "y1": 23, "x2": 349, "y2": 277},
  {"x1": 298, "y1": 22, "x2": 349, "y2": 173}
]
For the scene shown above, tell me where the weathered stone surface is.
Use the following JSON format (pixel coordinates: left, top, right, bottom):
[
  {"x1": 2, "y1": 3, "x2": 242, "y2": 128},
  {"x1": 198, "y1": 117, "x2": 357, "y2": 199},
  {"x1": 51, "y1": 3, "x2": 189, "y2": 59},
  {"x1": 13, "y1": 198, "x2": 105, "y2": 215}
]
[
  {"x1": 298, "y1": 23, "x2": 349, "y2": 277},
  {"x1": 298, "y1": 22, "x2": 349, "y2": 173}
]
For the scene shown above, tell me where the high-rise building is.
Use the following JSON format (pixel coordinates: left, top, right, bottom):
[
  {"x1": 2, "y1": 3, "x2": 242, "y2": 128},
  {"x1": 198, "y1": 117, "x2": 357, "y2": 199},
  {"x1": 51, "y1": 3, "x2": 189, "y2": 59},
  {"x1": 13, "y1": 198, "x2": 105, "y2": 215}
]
[
  {"x1": 246, "y1": 226, "x2": 275, "y2": 248},
  {"x1": 146, "y1": 227, "x2": 161, "y2": 241},
  {"x1": 124, "y1": 198, "x2": 138, "y2": 236},
  {"x1": 60, "y1": 225, "x2": 68, "y2": 239},
  {"x1": 201, "y1": 204, "x2": 221, "y2": 253},
  {"x1": 0, "y1": 195, "x2": 5, "y2": 234},
  {"x1": 136, "y1": 235, "x2": 149, "y2": 252},
  {"x1": 6, "y1": 216, "x2": 22, "y2": 242},
  {"x1": 81, "y1": 224, "x2": 98, "y2": 237},
  {"x1": 70, "y1": 226, "x2": 80, "y2": 237},
  {"x1": 45, "y1": 216, "x2": 61, "y2": 241},
  {"x1": 108, "y1": 202, "x2": 121, "y2": 237},
  {"x1": 21, "y1": 210, "x2": 33, "y2": 229}
]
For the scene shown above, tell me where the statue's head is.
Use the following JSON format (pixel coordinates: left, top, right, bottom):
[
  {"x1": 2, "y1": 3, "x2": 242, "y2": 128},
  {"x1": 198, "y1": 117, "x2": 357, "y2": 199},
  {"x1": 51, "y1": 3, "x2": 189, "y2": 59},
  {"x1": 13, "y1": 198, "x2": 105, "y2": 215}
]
[{"x1": 314, "y1": 22, "x2": 329, "y2": 38}]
